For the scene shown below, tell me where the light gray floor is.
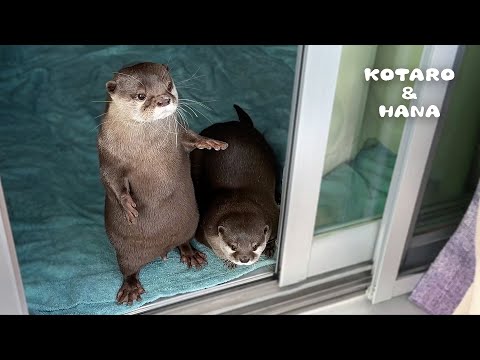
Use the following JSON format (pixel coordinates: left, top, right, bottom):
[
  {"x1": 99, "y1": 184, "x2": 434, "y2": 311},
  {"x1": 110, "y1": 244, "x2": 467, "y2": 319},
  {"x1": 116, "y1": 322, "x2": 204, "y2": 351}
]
[{"x1": 300, "y1": 294, "x2": 426, "y2": 315}]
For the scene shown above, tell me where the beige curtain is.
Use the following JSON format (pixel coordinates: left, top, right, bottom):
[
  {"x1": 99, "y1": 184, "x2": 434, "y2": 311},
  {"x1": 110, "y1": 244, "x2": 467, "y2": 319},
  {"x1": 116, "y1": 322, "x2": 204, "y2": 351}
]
[{"x1": 454, "y1": 201, "x2": 480, "y2": 314}]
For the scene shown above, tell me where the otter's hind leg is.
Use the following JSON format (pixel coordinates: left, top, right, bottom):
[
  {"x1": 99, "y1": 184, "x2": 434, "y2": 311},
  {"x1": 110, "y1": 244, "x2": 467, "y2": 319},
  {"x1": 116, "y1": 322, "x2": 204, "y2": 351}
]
[
  {"x1": 178, "y1": 241, "x2": 207, "y2": 269},
  {"x1": 116, "y1": 255, "x2": 145, "y2": 305}
]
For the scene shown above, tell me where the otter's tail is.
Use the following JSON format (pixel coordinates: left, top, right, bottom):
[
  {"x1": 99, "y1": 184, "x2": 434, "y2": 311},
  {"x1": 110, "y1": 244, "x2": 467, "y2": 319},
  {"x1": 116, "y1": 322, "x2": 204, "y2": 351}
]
[{"x1": 234, "y1": 104, "x2": 253, "y2": 127}]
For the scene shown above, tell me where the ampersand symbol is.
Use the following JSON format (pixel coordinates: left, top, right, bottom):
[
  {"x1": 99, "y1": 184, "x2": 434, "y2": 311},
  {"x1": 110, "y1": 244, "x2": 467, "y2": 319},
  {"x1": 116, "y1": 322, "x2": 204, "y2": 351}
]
[{"x1": 402, "y1": 87, "x2": 417, "y2": 100}]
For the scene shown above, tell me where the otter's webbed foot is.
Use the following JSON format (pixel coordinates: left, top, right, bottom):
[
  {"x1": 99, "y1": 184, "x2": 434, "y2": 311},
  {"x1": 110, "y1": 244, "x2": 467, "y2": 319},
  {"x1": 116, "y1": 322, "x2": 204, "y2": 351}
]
[
  {"x1": 195, "y1": 137, "x2": 228, "y2": 151},
  {"x1": 179, "y1": 242, "x2": 207, "y2": 269},
  {"x1": 182, "y1": 129, "x2": 228, "y2": 152},
  {"x1": 116, "y1": 274, "x2": 145, "y2": 305},
  {"x1": 224, "y1": 260, "x2": 237, "y2": 269}
]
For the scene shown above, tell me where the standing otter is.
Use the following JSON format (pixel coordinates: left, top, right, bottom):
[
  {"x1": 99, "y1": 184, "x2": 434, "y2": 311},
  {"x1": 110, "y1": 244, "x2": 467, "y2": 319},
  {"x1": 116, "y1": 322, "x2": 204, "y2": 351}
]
[
  {"x1": 97, "y1": 62, "x2": 228, "y2": 305},
  {"x1": 192, "y1": 105, "x2": 279, "y2": 268}
]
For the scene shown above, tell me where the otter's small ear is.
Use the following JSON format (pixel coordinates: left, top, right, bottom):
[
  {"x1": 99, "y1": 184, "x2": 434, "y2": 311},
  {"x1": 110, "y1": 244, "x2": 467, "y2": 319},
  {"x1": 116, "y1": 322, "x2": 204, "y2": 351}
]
[
  {"x1": 106, "y1": 80, "x2": 117, "y2": 94},
  {"x1": 263, "y1": 225, "x2": 270, "y2": 236},
  {"x1": 218, "y1": 226, "x2": 225, "y2": 236},
  {"x1": 163, "y1": 64, "x2": 169, "y2": 71}
]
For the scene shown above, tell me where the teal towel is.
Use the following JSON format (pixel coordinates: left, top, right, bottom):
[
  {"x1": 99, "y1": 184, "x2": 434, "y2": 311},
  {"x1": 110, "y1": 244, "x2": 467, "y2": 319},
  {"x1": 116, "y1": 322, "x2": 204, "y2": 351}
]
[
  {"x1": 23, "y1": 233, "x2": 274, "y2": 315},
  {"x1": 0, "y1": 45, "x2": 294, "y2": 315}
]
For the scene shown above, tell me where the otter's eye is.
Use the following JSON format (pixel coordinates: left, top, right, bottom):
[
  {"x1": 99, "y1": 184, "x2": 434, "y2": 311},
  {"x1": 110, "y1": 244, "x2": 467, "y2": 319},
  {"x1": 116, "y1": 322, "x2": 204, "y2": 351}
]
[
  {"x1": 230, "y1": 244, "x2": 237, "y2": 251},
  {"x1": 167, "y1": 81, "x2": 173, "y2": 92},
  {"x1": 252, "y1": 244, "x2": 258, "y2": 251},
  {"x1": 137, "y1": 94, "x2": 146, "y2": 101}
]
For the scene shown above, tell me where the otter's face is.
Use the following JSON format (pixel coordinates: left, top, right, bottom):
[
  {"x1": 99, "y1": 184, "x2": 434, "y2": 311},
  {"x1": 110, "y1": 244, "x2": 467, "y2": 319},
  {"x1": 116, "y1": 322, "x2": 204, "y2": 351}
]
[
  {"x1": 212, "y1": 216, "x2": 271, "y2": 266},
  {"x1": 106, "y1": 62, "x2": 178, "y2": 123}
]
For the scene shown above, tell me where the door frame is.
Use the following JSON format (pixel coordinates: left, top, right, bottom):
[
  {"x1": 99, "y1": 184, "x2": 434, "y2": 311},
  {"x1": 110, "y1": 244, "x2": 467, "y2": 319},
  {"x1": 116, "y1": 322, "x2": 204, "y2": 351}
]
[
  {"x1": 276, "y1": 45, "x2": 343, "y2": 286},
  {"x1": 0, "y1": 179, "x2": 28, "y2": 314},
  {"x1": 368, "y1": 45, "x2": 463, "y2": 303}
]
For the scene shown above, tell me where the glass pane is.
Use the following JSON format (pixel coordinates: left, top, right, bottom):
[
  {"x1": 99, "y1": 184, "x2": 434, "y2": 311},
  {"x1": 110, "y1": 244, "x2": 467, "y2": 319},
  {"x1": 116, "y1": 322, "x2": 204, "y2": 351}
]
[
  {"x1": 0, "y1": 45, "x2": 298, "y2": 314},
  {"x1": 315, "y1": 45, "x2": 424, "y2": 234},
  {"x1": 401, "y1": 45, "x2": 480, "y2": 271}
]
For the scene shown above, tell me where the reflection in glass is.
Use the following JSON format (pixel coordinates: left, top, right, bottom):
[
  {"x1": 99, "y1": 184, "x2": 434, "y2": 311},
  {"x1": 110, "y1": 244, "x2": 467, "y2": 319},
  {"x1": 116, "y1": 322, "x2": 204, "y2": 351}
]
[
  {"x1": 315, "y1": 45, "x2": 424, "y2": 234},
  {"x1": 402, "y1": 45, "x2": 480, "y2": 271}
]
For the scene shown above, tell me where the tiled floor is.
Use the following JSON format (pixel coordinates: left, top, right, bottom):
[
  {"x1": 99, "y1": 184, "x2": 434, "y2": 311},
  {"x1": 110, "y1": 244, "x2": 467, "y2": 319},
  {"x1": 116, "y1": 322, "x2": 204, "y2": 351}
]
[{"x1": 300, "y1": 294, "x2": 427, "y2": 315}]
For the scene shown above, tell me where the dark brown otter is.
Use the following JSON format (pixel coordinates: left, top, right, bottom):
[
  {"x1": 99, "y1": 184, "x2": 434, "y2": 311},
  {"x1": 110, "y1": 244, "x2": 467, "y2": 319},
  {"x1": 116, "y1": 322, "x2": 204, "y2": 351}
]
[
  {"x1": 97, "y1": 62, "x2": 228, "y2": 305},
  {"x1": 192, "y1": 105, "x2": 279, "y2": 268}
]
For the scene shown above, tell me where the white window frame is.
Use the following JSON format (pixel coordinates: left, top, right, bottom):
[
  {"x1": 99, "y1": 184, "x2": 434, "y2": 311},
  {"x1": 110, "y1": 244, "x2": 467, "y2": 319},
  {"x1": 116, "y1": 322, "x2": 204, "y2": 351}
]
[
  {"x1": 278, "y1": 45, "x2": 392, "y2": 284},
  {"x1": 368, "y1": 45, "x2": 462, "y2": 303},
  {"x1": 277, "y1": 45, "x2": 343, "y2": 286},
  {"x1": 0, "y1": 179, "x2": 28, "y2": 314},
  {"x1": 278, "y1": 45, "x2": 463, "y2": 305}
]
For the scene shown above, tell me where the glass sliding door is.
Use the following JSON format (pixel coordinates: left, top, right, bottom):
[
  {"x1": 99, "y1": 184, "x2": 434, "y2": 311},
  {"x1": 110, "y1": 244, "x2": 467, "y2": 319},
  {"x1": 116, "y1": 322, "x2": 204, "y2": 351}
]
[
  {"x1": 0, "y1": 45, "x2": 300, "y2": 314},
  {"x1": 308, "y1": 45, "x2": 423, "y2": 276},
  {"x1": 367, "y1": 45, "x2": 461, "y2": 303},
  {"x1": 401, "y1": 45, "x2": 480, "y2": 272},
  {"x1": 2, "y1": 44, "x2": 470, "y2": 314}
]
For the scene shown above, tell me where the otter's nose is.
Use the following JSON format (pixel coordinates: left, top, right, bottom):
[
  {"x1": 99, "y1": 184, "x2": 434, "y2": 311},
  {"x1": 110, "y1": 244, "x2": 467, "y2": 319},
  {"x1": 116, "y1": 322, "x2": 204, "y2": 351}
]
[
  {"x1": 157, "y1": 96, "x2": 171, "y2": 107},
  {"x1": 239, "y1": 256, "x2": 250, "y2": 264}
]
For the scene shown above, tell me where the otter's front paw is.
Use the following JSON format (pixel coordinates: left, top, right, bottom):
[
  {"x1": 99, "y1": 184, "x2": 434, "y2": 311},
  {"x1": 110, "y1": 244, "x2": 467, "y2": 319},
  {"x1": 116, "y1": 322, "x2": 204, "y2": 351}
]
[
  {"x1": 120, "y1": 193, "x2": 138, "y2": 225},
  {"x1": 224, "y1": 260, "x2": 237, "y2": 269},
  {"x1": 195, "y1": 137, "x2": 228, "y2": 151},
  {"x1": 263, "y1": 240, "x2": 276, "y2": 258}
]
